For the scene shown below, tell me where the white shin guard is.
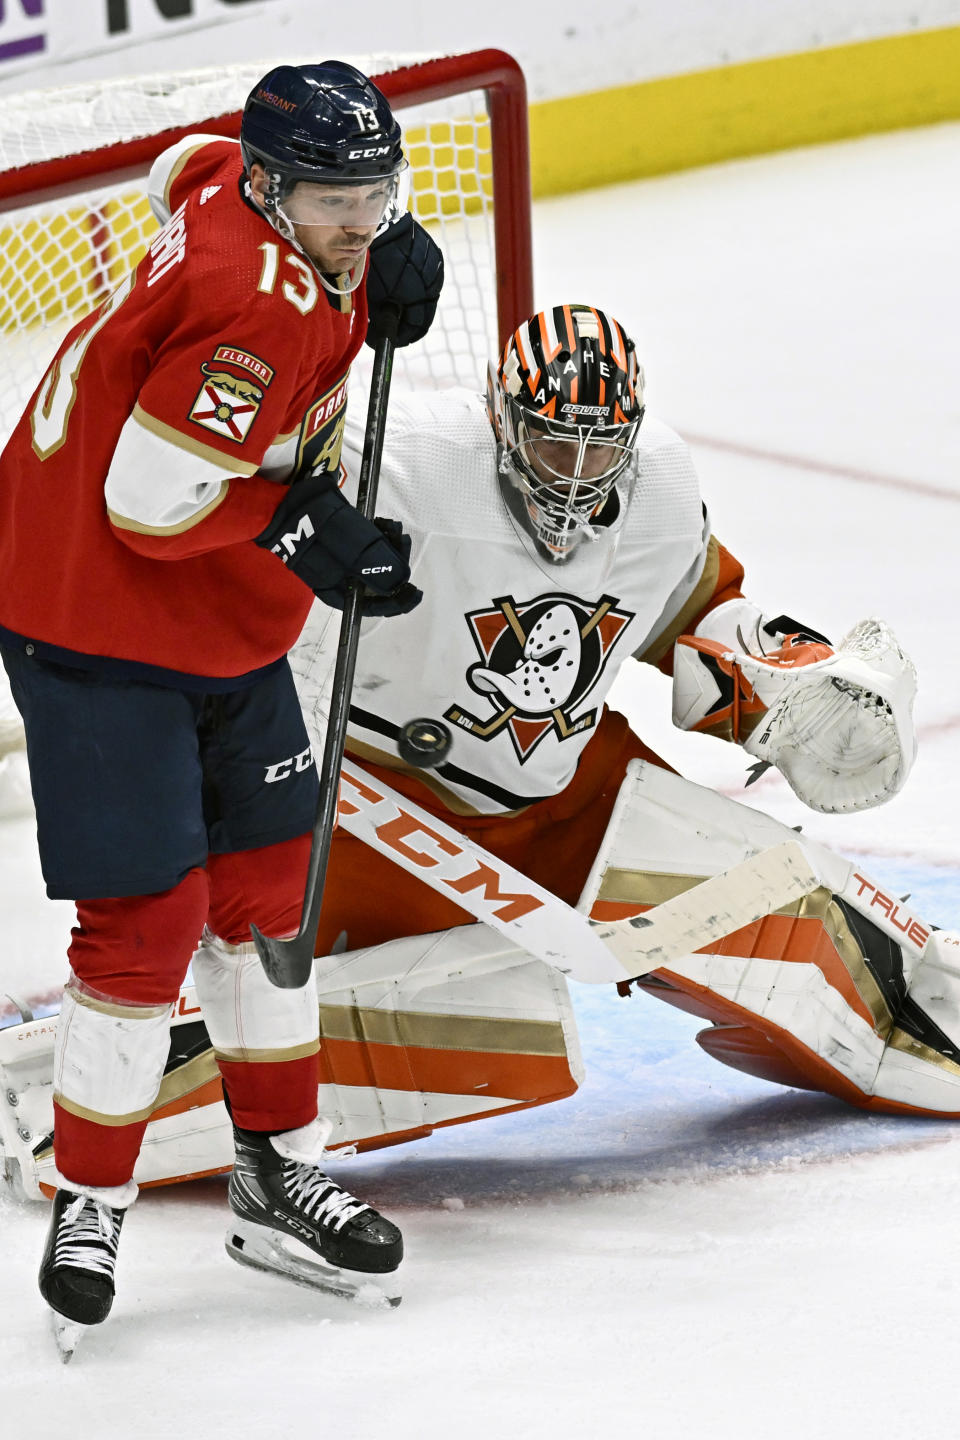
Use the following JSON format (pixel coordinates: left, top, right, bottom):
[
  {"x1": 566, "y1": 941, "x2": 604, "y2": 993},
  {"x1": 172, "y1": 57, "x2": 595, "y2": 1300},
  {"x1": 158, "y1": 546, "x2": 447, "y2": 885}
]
[
  {"x1": 190, "y1": 928, "x2": 319, "y2": 1061},
  {"x1": 53, "y1": 978, "x2": 174, "y2": 1129}
]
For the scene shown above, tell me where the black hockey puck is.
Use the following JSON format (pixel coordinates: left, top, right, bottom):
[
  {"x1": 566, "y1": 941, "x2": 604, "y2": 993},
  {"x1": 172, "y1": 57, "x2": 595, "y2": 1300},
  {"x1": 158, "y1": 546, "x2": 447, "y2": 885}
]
[{"x1": 396, "y1": 718, "x2": 453, "y2": 769}]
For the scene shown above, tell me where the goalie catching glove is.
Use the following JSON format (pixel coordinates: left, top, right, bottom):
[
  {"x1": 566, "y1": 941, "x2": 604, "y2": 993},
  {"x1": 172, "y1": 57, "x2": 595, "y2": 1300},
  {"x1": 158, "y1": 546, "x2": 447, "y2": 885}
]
[
  {"x1": 671, "y1": 598, "x2": 917, "y2": 813},
  {"x1": 256, "y1": 475, "x2": 422, "y2": 617}
]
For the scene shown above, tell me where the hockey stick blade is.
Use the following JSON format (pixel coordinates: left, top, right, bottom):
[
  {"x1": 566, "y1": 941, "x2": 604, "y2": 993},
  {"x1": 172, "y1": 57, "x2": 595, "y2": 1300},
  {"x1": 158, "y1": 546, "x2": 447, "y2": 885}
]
[
  {"x1": 590, "y1": 839, "x2": 820, "y2": 978},
  {"x1": 250, "y1": 920, "x2": 314, "y2": 990}
]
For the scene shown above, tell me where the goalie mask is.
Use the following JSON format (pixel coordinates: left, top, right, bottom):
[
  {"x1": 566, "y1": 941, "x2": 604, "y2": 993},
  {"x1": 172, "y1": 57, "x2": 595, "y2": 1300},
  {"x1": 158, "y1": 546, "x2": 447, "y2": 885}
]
[
  {"x1": 241, "y1": 61, "x2": 407, "y2": 289},
  {"x1": 489, "y1": 305, "x2": 645, "y2": 565}
]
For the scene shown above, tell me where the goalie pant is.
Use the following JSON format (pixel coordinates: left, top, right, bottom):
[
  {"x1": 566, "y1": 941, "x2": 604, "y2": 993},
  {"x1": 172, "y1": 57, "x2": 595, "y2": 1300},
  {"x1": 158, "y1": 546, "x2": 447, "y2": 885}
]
[{"x1": 316, "y1": 704, "x2": 960, "y2": 1120}]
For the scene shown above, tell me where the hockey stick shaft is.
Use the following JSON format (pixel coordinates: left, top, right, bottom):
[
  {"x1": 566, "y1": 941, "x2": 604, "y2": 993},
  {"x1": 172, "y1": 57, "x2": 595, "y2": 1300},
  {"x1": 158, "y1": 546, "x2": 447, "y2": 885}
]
[{"x1": 253, "y1": 320, "x2": 398, "y2": 988}]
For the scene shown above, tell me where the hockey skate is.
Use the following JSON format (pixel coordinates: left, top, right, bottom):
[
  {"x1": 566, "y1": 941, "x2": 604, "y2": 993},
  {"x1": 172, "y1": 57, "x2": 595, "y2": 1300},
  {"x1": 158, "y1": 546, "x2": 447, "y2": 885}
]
[
  {"x1": 39, "y1": 1190, "x2": 126, "y2": 1362},
  {"x1": 225, "y1": 1125, "x2": 403, "y2": 1307}
]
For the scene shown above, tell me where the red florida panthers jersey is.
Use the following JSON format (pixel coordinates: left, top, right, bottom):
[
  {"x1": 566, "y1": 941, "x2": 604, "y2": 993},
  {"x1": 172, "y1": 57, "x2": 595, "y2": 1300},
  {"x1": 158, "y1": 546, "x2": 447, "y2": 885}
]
[{"x1": 0, "y1": 138, "x2": 368, "y2": 683}]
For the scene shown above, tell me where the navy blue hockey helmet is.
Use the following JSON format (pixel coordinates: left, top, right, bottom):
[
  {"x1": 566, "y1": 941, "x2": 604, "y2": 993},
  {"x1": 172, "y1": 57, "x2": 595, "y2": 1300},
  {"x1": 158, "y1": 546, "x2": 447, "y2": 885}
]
[{"x1": 240, "y1": 60, "x2": 405, "y2": 200}]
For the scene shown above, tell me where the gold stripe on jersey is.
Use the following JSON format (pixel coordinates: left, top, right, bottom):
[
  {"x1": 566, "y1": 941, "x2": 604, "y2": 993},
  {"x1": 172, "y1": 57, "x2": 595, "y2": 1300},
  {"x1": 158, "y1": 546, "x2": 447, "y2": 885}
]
[
  {"x1": 108, "y1": 483, "x2": 228, "y2": 536},
  {"x1": 212, "y1": 1039, "x2": 321, "y2": 1065},
  {"x1": 133, "y1": 402, "x2": 260, "y2": 475},
  {"x1": 333, "y1": 268, "x2": 357, "y2": 314},
  {"x1": 636, "y1": 534, "x2": 721, "y2": 665}
]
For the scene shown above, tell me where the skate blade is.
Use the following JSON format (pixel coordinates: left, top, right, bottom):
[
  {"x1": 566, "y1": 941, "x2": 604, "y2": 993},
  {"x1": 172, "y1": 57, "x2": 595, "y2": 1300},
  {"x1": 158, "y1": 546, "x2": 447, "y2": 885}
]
[
  {"x1": 225, "y1": 1220, "x2": 402, "y2": 1308},
  {"x1": 50, "y1": 1310, "x2": 87, "y2": 1364}
]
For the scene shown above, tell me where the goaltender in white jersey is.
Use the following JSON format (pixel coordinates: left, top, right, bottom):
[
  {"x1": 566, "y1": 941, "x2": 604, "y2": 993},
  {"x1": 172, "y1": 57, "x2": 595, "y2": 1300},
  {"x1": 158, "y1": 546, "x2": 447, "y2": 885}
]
[
  {"x1": 297, "y1": 391, "x2": 709, "y2": 814},
  {"x1": 291, "y1": 302, "x2": 960, "y2": 1124}
]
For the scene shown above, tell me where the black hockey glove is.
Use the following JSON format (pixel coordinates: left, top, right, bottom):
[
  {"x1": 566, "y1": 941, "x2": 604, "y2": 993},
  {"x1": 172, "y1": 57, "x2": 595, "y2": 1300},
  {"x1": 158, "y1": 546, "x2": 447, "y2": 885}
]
[
  {"x1": 366, "y1": 212, "x2": 444, "y2": 348},
  {"x1": 255, "y1": 476, "x2": 422, "y2": 617}
]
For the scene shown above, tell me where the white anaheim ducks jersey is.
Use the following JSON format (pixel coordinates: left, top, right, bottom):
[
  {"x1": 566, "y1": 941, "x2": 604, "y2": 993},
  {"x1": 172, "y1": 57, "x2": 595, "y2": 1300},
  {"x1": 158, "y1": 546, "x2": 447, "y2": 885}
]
[{"x1": 292, "y1": 387, "x2": 709, "y2": 814}]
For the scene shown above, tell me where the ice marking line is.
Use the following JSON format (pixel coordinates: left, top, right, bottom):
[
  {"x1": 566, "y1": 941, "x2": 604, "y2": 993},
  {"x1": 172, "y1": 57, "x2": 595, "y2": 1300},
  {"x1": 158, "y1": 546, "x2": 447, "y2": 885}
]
[
  {"x1": 915, "y1": 715, "x2": 960, "y2": 742},
  {"x1": 680, "y1": 431, "x2": 960, "y2": 505},
  {"x1": 833, "y1": 845, "x2": 960, "y2": 872}
]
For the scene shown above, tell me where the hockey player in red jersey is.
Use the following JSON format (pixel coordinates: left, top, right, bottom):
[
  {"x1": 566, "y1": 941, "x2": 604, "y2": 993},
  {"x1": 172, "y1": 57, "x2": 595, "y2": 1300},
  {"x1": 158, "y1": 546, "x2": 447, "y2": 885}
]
[{"x1": 0, "y1": 60, "x2": 443, "y2": 1349}]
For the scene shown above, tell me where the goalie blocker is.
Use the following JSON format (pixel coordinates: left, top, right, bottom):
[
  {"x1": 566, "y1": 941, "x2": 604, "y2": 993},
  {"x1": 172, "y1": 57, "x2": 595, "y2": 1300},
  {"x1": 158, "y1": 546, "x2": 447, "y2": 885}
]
[{"x1": 3, "y1": 756, "x2": 960, "y2": 1202}]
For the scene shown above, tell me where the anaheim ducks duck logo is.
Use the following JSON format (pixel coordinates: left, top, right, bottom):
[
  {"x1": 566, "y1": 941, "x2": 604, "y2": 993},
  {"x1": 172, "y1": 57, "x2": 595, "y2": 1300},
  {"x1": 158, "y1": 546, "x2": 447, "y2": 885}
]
[{"x1": 445, "y1": 592, "x2": 634, "y2": 762}]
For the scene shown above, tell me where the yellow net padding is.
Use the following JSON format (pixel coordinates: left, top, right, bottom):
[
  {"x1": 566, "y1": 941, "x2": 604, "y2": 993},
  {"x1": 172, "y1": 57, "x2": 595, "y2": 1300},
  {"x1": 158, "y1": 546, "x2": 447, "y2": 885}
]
[{"x1": 0, "y1": 115, "x2": 493, "y2": 337}]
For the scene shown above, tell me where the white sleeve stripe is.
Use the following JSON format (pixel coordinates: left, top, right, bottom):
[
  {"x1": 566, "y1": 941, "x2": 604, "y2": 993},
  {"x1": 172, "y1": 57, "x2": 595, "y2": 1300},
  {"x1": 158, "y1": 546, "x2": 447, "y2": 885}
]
[
  {"x1": 107, "y1": 486, "x2": 227, "y2": 536},
  {"x1": 105, "y1": 410, "x2": 237, "y2": 533},
  {"x1": 133, "y1": 403, "x2": 259, "y2": 475}
]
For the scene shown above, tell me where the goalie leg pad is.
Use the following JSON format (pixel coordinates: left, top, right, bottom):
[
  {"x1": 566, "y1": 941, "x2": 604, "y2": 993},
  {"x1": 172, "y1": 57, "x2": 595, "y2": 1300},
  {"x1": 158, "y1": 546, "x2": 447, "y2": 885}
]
[
  {"x1": 871, "y1": 930, "x2": 960, "y2": 1111},
  {"x1": 590, "y1": 760, "x2": 960, "y2": 1116},
  {"x1": 694, "y1": 1023, "x2": 826, "y2": 1092}
]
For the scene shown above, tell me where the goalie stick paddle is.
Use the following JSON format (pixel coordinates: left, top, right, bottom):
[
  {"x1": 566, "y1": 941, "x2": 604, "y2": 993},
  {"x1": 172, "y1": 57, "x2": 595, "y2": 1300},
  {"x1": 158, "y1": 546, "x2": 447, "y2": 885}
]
[
  {"x1": 252, "y1": 313, "x2": 400, "y2": 989},
  {"x1": 587, "y1": 840, "x2": 820, "y2": 979},
  {"x1": 333, "y1": 759, "x2": 821, "y2": 984}
]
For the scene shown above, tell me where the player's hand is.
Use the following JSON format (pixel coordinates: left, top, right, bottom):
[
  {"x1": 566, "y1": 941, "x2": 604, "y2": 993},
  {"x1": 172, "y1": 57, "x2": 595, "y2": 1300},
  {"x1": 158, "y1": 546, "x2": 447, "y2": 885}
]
[
  {"x1": 365, "y1": 212, "x2": 444, "y2": 347},
  {"x1": 315, "y1": 517, "x2": 422, "y2": 616},
  {"x1": 255, "y1": 476, "x2": 422, "y2": 616}
]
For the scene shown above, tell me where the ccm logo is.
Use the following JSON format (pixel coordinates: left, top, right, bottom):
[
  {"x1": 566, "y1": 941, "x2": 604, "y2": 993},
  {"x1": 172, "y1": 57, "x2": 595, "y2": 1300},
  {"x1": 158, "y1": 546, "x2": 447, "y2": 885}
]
[
  {"x1": 347, "y1": 145, "x2": 390, "y2": 158},
  {"x1": 264, "y1": 747, "x2": 313, "y2": 783},
  {"x1": 361, "y1": 565, "x2": 393, "y2": 575},
  {"x1": 271, "y1": 514, "x2": 314, "y2": 560},
  {"x1": 338, "y1": 769, "x2": 543, "y2": 923}
]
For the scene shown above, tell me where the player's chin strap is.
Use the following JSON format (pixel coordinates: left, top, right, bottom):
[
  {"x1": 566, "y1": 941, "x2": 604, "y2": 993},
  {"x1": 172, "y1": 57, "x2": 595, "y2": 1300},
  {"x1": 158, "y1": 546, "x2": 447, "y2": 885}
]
[{"x1": 672, "y1": 599, "x2": 917, "y2": 814}]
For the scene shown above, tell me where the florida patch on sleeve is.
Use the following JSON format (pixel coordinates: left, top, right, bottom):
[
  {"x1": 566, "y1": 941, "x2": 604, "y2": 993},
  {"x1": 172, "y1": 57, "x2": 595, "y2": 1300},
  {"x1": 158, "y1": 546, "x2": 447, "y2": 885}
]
[{"x1": 189, "y1": 349, "x2": 273, "y2": 444}]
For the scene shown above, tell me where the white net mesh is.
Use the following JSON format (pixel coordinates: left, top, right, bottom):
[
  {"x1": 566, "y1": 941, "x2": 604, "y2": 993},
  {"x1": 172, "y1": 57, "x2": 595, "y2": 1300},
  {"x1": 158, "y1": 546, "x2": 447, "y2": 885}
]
[{"x1": 0, "y1": 56, "x2": 504, "y2": 447}]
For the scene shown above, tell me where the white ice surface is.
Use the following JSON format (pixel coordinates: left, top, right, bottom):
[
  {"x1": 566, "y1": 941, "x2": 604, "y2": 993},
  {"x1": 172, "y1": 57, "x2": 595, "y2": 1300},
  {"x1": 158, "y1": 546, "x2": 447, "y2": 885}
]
[{"x1": 3, "y1": 123, "x2": 960, "y2": 1436}]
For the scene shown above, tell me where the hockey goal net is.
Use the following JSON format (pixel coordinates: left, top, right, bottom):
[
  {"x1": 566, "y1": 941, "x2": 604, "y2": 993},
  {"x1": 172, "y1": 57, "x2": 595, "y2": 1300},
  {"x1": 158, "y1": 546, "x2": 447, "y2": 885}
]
[{"x1": 0, "y1": 48, "x2": 533, "y2": 452}]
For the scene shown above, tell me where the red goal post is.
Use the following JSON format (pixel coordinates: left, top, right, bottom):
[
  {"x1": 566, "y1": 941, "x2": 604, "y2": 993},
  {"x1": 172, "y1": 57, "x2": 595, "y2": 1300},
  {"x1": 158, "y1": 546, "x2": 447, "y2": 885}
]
[{"x1": 0, "y1": 49, "x2": 534, "y2": 442}]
